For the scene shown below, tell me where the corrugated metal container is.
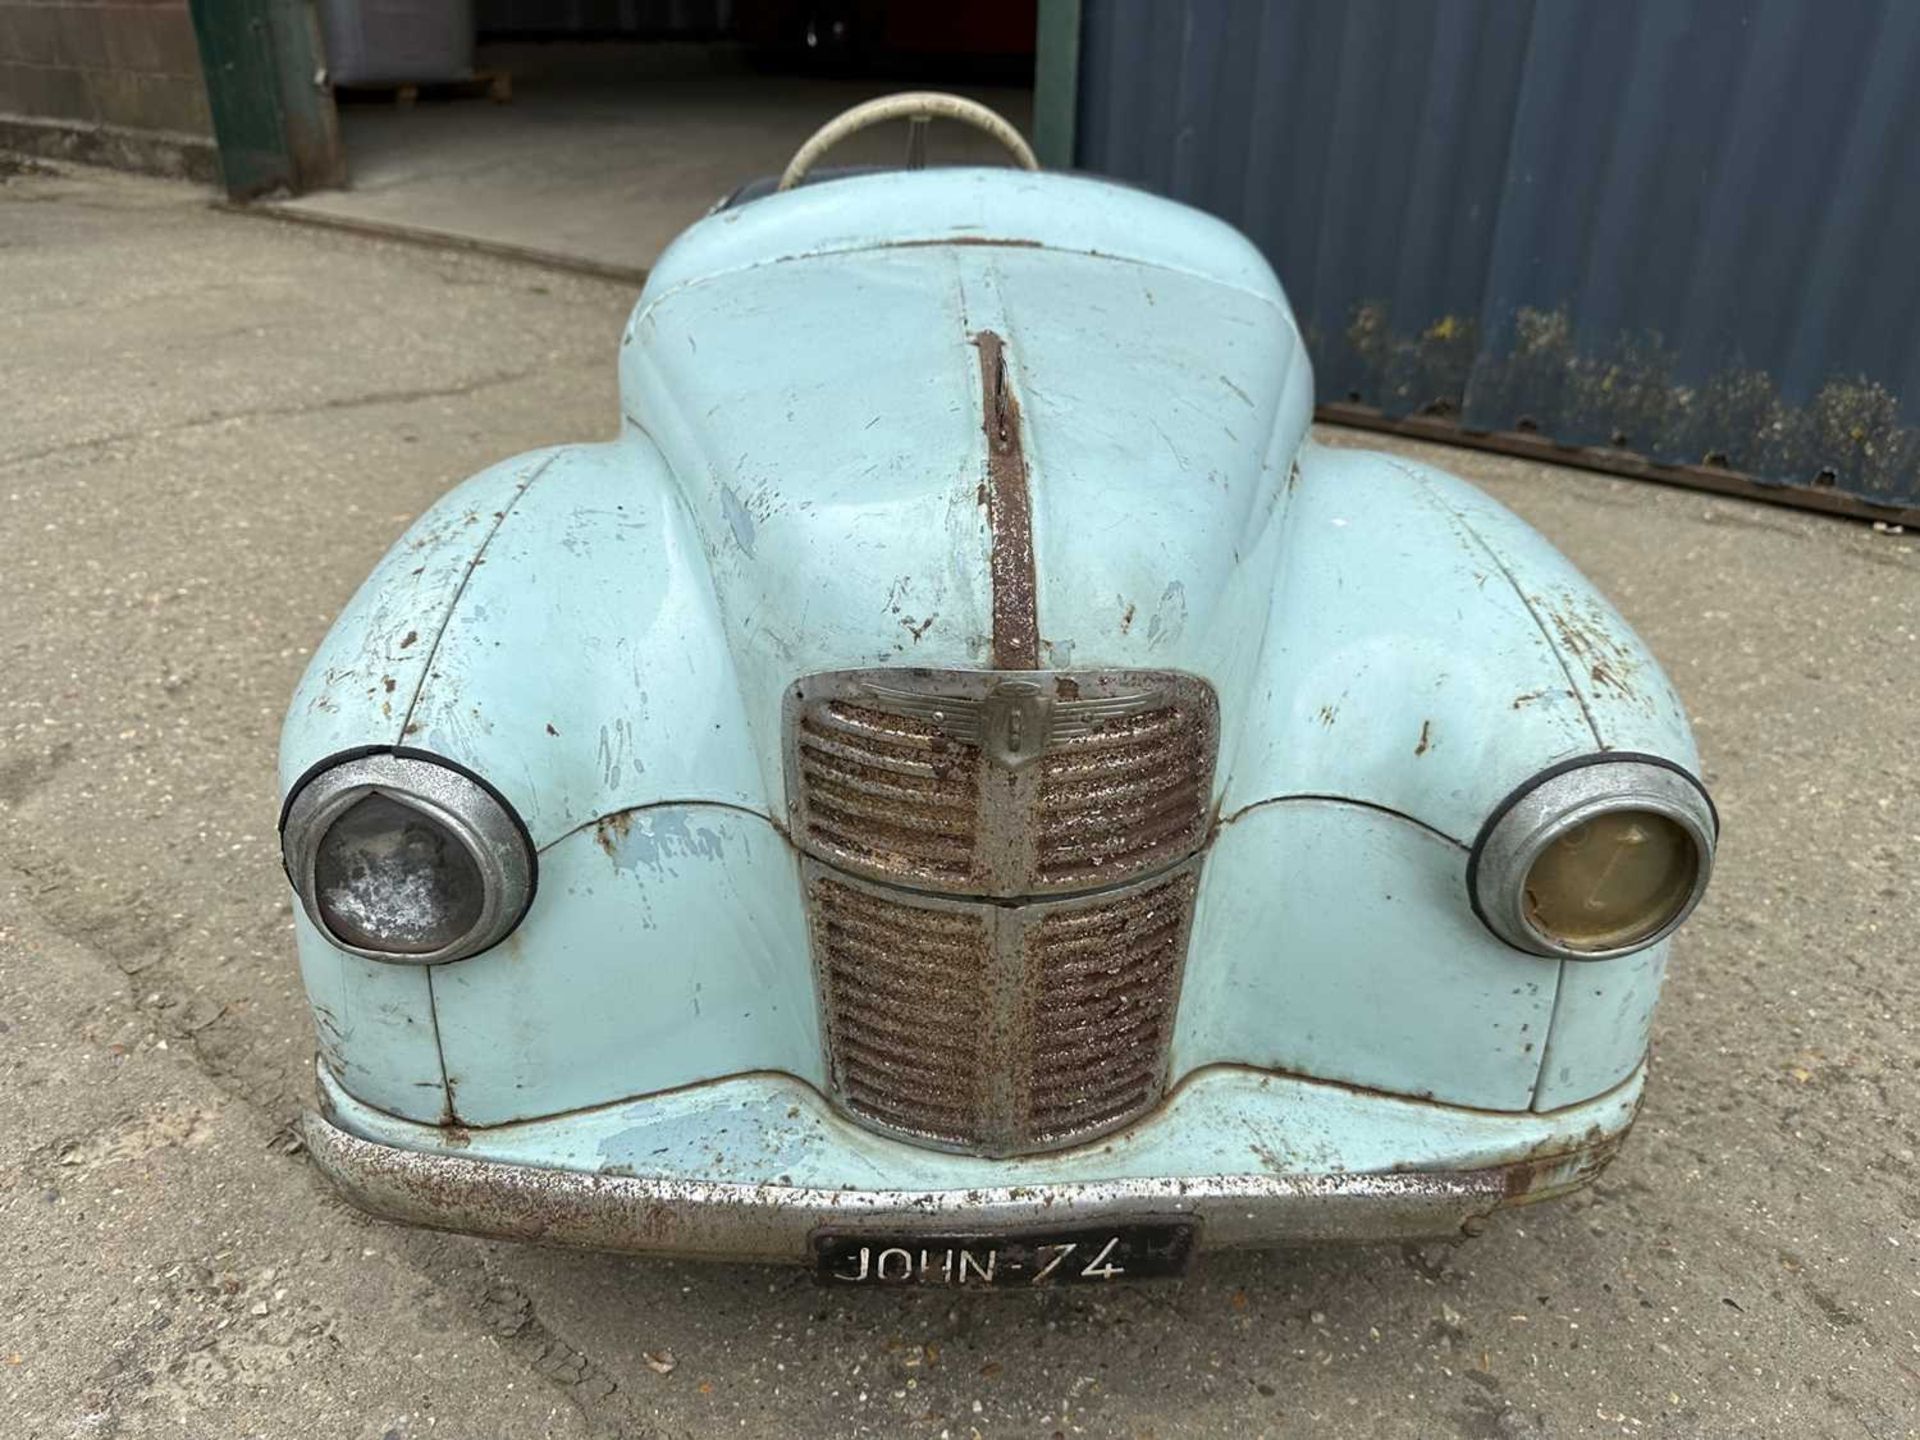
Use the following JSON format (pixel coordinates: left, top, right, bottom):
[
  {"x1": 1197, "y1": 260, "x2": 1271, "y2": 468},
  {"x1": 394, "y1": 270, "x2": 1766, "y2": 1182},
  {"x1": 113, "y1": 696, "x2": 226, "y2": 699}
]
[
  {"x1": 1072, "y1": 0, "x2": 1920, "y2": 511},
  {"x1": 321, "y1": 0, "x2": 475, "y2": 86}
]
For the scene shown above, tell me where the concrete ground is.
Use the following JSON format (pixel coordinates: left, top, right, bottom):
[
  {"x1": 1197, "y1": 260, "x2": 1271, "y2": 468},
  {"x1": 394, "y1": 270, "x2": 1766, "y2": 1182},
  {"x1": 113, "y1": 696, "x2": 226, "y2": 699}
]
[
  {"x1": 0, "y1": 162, "x2": 1915, "y2": 1440},
  {"x1": 276, "y1": 44, "x2": 1034, "y2": 273}
]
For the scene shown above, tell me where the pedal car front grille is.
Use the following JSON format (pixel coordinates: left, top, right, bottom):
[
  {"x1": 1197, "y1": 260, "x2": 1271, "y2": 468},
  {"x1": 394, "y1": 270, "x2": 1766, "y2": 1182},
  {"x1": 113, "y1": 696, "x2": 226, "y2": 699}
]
[
  {"x1": 1034, "y1": 702, "x2": 1213, "y2": 887},
  {"x1": 809, "y1": 875, "x2": 992, "y2": 1147},
  {"x1": 805, "y1": 860, "x2": 1202, "y2": 1156},
  {"x1": 784, "y1": 669, "x2": 1217, "y2": 898},
  {"x1": 794, "y1": 700, "x2": 983, "y2": 888},
  {"x1": 1022, "y1": 869, "x2": 1197, "y2": 1144},
  {"x1": 788, "y1": 666, "x2": 1216, "y2": 1156}
]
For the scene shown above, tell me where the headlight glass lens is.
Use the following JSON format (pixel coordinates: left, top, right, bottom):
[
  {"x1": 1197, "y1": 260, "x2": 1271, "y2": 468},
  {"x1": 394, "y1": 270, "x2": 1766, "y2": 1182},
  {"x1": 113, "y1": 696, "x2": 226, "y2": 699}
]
[
  {"x1": 283, "y1": 753, "x2": 533, "y2": 963},
  {"x1": 313, "y1": 793, "x2": 486, "y2": 954},
  {"x1": 1522, "y1": 808, "x2": 1699, "y2": 952},
  {"x1": 1472, "y1": 758, "x2": 1715, "y2": 960}
]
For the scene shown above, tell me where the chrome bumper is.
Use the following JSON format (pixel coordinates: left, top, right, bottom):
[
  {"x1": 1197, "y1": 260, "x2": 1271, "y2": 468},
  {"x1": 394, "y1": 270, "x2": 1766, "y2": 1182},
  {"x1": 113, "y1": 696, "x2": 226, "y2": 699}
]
[{"x1": 300, "y1": 1111, "x2": 1623, "y2": 1264}]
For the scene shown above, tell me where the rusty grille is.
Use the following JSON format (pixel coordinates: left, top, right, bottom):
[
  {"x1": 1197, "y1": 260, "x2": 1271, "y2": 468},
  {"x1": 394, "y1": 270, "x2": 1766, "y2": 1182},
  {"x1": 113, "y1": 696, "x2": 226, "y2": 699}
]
[
  {"x1": 790, "y1": 669, "x2": 1216, "y2": 1156},
  {"x1": 794, "y1": 699, "x2": 983, "y2": 889},
  {"x1": 809, "y1": 875, "x2": 990, "y2": 1148},
  {"x1": 1035, "y1": 700, "x2": 1213, "y2": 887},
  {"x1": 808, "y1": 859, "x2": 1201, "y2": 1156},
  {"x1": 1022, "y1": 870, "x2": 1197, "y2": 1144},
  {"x1": 786, "y1": 670, "x2": 1217, "y2": 897}
]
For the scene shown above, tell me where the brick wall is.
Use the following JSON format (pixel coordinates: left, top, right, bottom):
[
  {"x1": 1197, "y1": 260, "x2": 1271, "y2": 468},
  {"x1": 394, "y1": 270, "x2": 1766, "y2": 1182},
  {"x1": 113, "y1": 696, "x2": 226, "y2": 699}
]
[{"x1": 0, "y1": 0, "x2": 217, "y2": 178}]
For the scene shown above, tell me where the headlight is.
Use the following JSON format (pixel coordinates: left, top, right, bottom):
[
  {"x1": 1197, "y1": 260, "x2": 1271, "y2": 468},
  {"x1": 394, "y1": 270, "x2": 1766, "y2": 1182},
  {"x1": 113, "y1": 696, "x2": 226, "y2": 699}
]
[
  {"x1": 1470, "y1": 758, "x2": 1715, "y2": 960},
  {"x1": 281, "y1": 753, "x2": 535, "y2": 964}
]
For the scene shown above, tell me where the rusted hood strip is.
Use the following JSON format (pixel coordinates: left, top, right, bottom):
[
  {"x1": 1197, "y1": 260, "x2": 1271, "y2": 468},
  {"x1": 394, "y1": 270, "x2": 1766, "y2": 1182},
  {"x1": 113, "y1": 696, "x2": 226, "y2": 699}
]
[{"x1": 974, "y1": 330, "x2": 1041, "y2": 669}]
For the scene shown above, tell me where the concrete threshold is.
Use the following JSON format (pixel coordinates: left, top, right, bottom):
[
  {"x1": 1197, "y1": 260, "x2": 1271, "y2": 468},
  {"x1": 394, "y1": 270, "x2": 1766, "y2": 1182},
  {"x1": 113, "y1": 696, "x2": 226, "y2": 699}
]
[{"x1": 223, "y1": 200, "x2": 653, "y2": 287}]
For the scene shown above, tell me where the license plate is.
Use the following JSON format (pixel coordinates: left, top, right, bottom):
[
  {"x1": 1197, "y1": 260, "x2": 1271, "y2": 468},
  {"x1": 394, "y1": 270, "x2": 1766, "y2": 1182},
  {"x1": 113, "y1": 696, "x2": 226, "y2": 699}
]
[{"x1": 813, "y1": 1222, "x2": 1195, "y2": 1286}]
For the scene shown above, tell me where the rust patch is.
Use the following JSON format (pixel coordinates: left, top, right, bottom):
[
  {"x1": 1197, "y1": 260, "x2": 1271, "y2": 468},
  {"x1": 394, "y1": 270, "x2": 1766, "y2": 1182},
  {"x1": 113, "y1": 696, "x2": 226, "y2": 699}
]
[
  {"x1": 302, "y1": 1111, "x2": 1518, "y2": 1260},
  {"x1": 1413, "y1": 720, "x2": 1432, "y2": 756},
  {"x1": 1534, "y1": 590, "x2": 1653, "y2": 712},
  {"x1": 974, "y1": 331, "x2": 1040, "y2": 670},
  {"x1": 1499, "y1": 1128, "x2": 1627, "y2": 1206},
  {"x1": 594, "y1": 811, "x2": 634, "y2": 857},
  {"x1": 879, "y1": 235, "x2": 1046, "y2": 252},
  {"x1": 399, "y1": 630, "x2": 418, "y2": 649}
]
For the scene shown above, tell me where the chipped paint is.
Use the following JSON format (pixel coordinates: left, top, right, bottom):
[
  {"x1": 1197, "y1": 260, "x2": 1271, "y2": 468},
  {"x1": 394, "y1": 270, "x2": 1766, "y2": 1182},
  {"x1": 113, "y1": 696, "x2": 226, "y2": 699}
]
[
  {"x1": 720, "y1": 484, "x2": 758, "y2": 556},
  {"x1": 1532, "y1": 587, "x2": 1654, "y2": 714},
  {"x1": 1144, "y1": 580, "x2": 1186, "y2": 647}
]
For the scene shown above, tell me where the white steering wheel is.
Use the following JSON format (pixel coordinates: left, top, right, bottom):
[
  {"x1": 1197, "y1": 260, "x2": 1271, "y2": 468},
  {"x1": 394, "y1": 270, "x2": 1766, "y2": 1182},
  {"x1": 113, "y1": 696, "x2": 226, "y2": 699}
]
[{"x1": 777, "y1": 91, "x2": 1040, "y2": 193}]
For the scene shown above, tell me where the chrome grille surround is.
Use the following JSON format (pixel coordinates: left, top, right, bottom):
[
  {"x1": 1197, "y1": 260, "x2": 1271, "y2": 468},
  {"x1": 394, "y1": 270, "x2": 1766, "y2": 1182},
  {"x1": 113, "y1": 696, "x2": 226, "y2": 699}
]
[{"x1": 787, "y1": 669, "x2": 1218, "y2": 1156}]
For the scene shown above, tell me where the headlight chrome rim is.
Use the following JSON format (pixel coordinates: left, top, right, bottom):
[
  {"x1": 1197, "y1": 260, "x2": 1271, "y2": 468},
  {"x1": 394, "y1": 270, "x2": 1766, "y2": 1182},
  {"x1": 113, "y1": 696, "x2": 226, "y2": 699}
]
[
  {"x1": 281, "y1": 752, "x2": 535, "y2": 965},
  {"x1": 1470, "y1": 756, "x2": 1716, "y2": 962}
]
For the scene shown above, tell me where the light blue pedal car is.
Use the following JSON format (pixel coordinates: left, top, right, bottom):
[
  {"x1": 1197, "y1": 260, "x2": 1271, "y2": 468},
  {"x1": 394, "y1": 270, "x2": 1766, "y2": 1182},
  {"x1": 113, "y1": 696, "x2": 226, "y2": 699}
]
[{"x1": 283, "y1": 95, "x2": 1715, "y2": 1286}]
